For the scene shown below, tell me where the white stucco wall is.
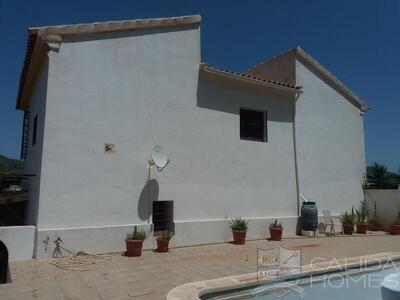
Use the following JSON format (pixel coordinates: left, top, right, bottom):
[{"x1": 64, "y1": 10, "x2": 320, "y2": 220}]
[
  {"x1": 30, "y1": 25, "x2": 299, "y2": 256},
  {"x1": 0, "y1": 226, "x2": 35, "y2": 260},
  {"x1": 35, "y1": 217, "x2": 300, "y2": 257},
  {"x1": 39, "y1": 25, "x2": 202, "y2": 229},
  {"x1": 295, "y1": 58, "x2": 366, "y2": 214}
]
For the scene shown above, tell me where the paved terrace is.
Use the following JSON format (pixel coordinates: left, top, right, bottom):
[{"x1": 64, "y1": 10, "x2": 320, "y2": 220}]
[{"x1": 1, "y1": 233, "x2": 399, "y2": 299}]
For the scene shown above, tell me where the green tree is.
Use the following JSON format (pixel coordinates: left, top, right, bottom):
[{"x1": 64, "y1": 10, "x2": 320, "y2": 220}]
[{"x1": 367, "y1": 162, "x2": 389, "y2": 189}]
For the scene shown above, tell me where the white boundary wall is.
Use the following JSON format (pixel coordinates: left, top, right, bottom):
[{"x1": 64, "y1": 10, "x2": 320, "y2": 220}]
[
  {"x1": 0, "y1": 226, "x2": 35, "y2": 260},
  {"x1": 365, "y1": 188, "x2": 400, "y2": 229}
]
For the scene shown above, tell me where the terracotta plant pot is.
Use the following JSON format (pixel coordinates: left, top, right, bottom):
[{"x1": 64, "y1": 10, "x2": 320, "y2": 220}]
[
  {"x1": 232, "y1": 230, "x2": 247, "y2": 244},
  {"x1": 156, "y1": 238, "x2": 170, "y2": 252},
  {"x1": 368, "y1": 222, "x2": 380, "y2": 231},
  {"x1": 269, "y1": 227, "x2": 283, "y2": 241},
  {"x1": 356, "y1": 222, "x2": 369, "y2": 234},
  {"x1": 343, "y1": 224, "x2": 354, "y2": 235},
  {"x1": 125, "y1": 239, "x2": 144, "y2": 257},
  {"x1": 389, "y1": 224, "x2": 400, "y2": 235}
]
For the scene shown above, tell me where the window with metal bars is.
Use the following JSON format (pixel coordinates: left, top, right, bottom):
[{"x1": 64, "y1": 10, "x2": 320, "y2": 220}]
[
  {"x1": 152, "y1": 201, "x2": 174, "y2": 233},
  {"x1": 32, "y1": 115, "x2": 38, "y2": 146},
  {"x1": 240, "y1": 108, "x2": 267, "y2": 142},
  {"x1": 20, "y1": 111, "x2": 30, "y2": 159}
]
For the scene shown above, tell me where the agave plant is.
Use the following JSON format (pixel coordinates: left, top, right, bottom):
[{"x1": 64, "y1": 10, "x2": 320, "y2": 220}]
[
  {"x1": 229, "y1": 217, "x2": 249, "y2": 231},
  {"x1": 355, "y1": 200, "x2": 369, "y2": 223}
]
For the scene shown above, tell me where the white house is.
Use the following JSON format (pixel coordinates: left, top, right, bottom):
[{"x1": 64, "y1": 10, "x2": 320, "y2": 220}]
[{"x1": 15, "y1": 15, "x2": 368, "y2": 258}]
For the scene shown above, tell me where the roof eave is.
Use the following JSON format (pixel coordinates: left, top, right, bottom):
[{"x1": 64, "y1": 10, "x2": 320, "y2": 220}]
[
  {"x1": 294, "y1": 46, "x2": 368, "y2": 112},
  {"x1": 16, "y1": 33, "x2": 43, "y2": 111},
  {"x1": 29, "y1": 14, "x2": 201, "y2": 37}
]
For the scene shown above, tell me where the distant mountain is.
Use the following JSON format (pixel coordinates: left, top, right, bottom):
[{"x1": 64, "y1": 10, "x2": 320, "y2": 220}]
[{"x1": 0, "y1": 154, "x2": 23, "y2": 174}]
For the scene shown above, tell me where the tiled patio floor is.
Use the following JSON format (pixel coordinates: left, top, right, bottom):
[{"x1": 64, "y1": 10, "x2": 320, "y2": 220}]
[{"x1": 1, "y1": 233, "x2": 399, "y2": 299}]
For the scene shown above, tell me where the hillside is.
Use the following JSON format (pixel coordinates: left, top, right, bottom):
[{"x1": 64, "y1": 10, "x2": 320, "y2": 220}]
[{"x1": 0, "y1": 154, "x2": 23, "y2": 174}]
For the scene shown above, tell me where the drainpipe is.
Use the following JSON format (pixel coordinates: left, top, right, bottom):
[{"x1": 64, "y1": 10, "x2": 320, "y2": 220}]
[
  {"x1": 293, "y1": 112, "x2": 300, "y2": 216},
  {"x1": 292, "y1": 94, "x2": 301, "y2": 234}
]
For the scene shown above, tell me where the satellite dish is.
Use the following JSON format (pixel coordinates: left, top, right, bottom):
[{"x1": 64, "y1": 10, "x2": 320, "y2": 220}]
[{"x1": 150, "y1": 145, "x2": 170, "y2": 172}]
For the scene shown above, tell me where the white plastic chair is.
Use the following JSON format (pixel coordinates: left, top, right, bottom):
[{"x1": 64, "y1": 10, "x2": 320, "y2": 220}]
[{"x1": 323, "y1": 210, "x2": 343, "y2": 236}]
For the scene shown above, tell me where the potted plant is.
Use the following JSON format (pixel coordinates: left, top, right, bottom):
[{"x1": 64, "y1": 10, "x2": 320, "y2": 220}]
[
  {"x1": 389, "y1": 210, "x2": 400, "y2": 235},
  {"x1": 368, "y1": 213, "x2": 381, "y2": 231},
  {"x1": 156, "y1": 230, "x2": 174, "y2": 252},
  {"x1": 355, "y1": 201, "x2": 369, "y2": 234},
  {"x1": 341, "y1": 208, "x2": 356, "y2": 235},
  {"x1": 125, "y1": 226, "x2": 146, "y2": 257},
  {"x1": 269, "y1": 220, "x2": 283, "y2": 241},
  {"x1": 229, "y1": 217, "x2": 249, "y2": 245}
]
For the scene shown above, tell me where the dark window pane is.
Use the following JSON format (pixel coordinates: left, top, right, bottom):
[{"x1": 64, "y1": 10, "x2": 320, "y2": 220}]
[{"x1": 240, "y1": 109, "x2": 265, "y2": 141}]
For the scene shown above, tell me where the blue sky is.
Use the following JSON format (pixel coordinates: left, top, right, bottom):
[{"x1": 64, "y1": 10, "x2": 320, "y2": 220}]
[{"x1": 0, "y1": 0, "x2": 399, "y2": 171}]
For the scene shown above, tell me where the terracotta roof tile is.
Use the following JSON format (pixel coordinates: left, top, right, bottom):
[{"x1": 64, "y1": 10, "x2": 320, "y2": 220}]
[{"x1": 200, "y1": 64, "x2": 302, "y2": 91}]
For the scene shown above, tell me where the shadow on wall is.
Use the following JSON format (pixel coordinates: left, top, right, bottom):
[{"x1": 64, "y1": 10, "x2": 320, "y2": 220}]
[
  {"x1": 138, "y1": 179, "x2": 159, "y2": 222},
  {"x1": 196, "y1": 72, "x2": 294, "y2": 123}
]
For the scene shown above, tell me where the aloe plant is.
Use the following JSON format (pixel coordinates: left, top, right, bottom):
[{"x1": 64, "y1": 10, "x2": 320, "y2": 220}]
[
  {"x1": 341, "y1": 207, "x2": 356, "y2": 225},
  {"x1": 368, "y1": 212, "x2": 380, "y2": 224},
  {"x1": 127, "y1": 226, "x2": 146, "y2": 240},
  {"x1": 270, "y1": 219, "x2": 282, "y2": 228},
  {"x1": 229, "y1": 217, "x2": 249, "y2": 231},
  {"x1": 160, "y1": 230, "x2": 174, "y2": 240}
]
